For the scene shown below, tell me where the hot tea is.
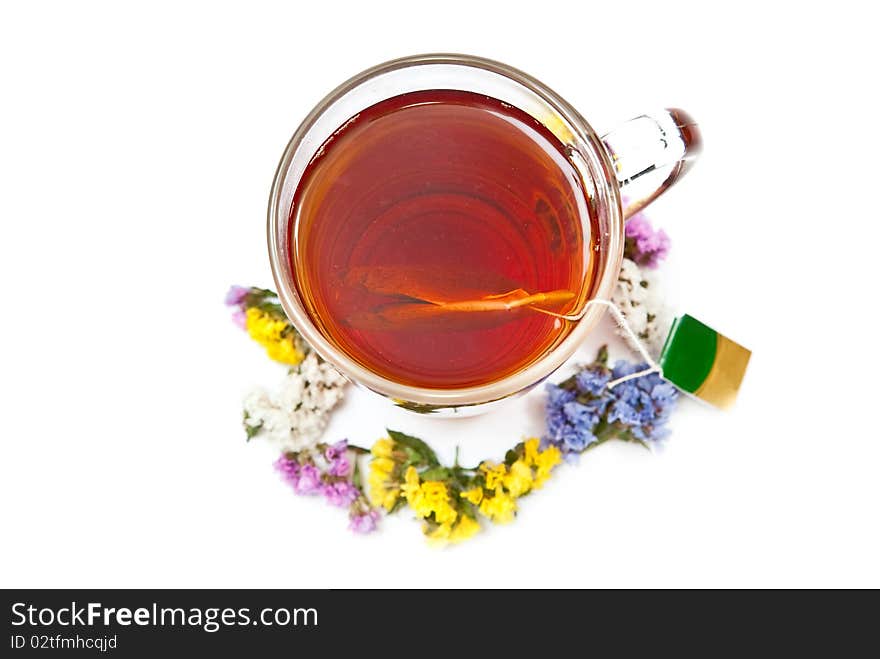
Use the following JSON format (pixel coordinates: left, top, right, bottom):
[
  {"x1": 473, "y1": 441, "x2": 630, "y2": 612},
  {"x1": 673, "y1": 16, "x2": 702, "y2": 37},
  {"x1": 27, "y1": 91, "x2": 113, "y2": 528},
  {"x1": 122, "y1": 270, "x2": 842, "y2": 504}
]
[{"x1": 290, "y1": 90, "x2": 598, "y2": 388}]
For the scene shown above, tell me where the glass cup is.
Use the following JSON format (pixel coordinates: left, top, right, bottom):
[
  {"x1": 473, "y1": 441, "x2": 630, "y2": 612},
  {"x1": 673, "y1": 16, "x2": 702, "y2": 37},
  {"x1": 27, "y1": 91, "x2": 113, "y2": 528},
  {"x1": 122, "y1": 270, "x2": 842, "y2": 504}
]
[{"x1": 268, "y1": 54, "x2": 701, "y2": 415}]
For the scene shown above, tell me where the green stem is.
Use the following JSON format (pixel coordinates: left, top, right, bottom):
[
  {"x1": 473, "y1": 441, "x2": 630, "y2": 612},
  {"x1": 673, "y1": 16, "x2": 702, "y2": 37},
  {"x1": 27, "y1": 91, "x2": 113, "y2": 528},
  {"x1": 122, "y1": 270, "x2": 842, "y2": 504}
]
[{"x1": 352, "y1": 456, "x2": 363, "y2": 490}]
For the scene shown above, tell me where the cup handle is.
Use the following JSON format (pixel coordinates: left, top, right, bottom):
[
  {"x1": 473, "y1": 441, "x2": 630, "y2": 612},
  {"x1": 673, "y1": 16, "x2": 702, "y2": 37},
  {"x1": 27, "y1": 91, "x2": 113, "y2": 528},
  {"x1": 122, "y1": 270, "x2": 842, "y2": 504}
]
[{"x1": 601, "y1": 108, "x2": 702, "y2": 220}]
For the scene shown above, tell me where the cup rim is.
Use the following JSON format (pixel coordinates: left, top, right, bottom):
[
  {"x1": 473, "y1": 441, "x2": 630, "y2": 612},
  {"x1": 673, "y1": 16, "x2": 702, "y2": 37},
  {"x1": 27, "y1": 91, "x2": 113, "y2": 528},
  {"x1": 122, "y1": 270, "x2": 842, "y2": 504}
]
[{"x1": 268, "y1": 53, "x2": 623, "y2": 407}]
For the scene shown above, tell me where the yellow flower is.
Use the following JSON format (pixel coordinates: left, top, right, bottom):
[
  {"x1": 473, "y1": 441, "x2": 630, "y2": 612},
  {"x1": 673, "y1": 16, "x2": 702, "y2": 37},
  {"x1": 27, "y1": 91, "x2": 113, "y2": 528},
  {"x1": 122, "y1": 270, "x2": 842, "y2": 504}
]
[
  {"x1": 420, "y1": 481, "x2": 449, "y2": 506},
  {"x1": 449, "y1": 515, "x2": 481, "y2": 542},
  {"x1": 533, "y1": 445, "x2": 562, "y2": 488},
  {"x1": 460, "y1": 486, "x2": 484, "y2": 505},
  {"x1": 523, "y1": 437, "x2": 541, "y2": 466},
  {"x1": 480, "y1": 463, "x2": 507, "y2": 491},
  {"x1": 244, "y1": 307, "x2": 305, "y2": 366},
  {"x1": 401, "y1": 465, "x2": 420, "y2": 496},
  {"x1": 479, "y1": 492, "x2": 517, "y2": 524},
  {"x1": 503, "y1": 460, "x2": 534, "y2": 498},
  {"x1": 401, "y1": 466, "x2": 430, "y2": 516},
  {"x1": 367, "y1": 457, "x2": 400, "y2": 511},
  {"x1": 265, "y1": 336, "x2": 304, "y2": 365},
  {"x1": 426, "y1": 515, "x2": 481, "y2": 545},
  {"x1": 370, "y1": 457, "x2": 395, "y2": 476},
  {"x1": 478, "y1": 493, "x2": 516, "y2": 524},
  {"x1": 375, "y1": 487, "x2": 400, "y2": 511},
  {"x1": 371, "y1": 437, "x2": 395, "y2": 458},
  {"x1": 432, "y1": 500, "x2": 458, "y2": 526},
  {"x1": 408, "y1": 478, "x2": 457, "y2": 523},
  {"x1": 426, "y1": 522, "x2": 453, "y2": 542}
]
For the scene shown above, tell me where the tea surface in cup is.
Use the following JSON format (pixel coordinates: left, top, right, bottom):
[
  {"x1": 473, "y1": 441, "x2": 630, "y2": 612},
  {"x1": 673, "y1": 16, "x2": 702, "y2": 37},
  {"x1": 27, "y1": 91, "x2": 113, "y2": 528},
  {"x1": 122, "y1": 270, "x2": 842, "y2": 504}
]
[{"x1": 290, "y1": 90, "x2": 597, "y2": 388}]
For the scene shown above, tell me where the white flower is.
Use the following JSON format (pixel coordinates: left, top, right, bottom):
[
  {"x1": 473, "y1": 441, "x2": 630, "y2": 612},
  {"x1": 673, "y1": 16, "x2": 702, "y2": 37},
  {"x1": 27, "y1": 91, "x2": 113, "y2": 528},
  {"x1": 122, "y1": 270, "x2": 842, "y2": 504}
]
[
  {"x1": 242, "y1": 353, "x2": 348, "y2": 451},
  {"x1": 611, "y1": 258, "x2": 672, "y2": 358}
]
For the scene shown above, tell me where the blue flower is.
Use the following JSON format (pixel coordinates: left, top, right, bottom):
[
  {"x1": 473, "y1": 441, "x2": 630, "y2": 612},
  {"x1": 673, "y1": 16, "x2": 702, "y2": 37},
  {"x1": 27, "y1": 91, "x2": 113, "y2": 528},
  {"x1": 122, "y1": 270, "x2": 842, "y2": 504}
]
[
  {"x1": 651, "y1": 382, "x2": 678, "y2": 405},
  {"x1": 575, "y1": 367, "x2": 611, "y2": 395},
  {"x1": 611, "y1": 360, "x2": 642, "y2": 379},
  {"x1": 608, "y1": 399, "x2": 640, "y2": 425},
  {"x1": 546, "y1": 383, "x2": 576, "y2": 407},
  {"x1": 546, "y1": 407, "x2": 567, "y2": 440},
  {"x1": 544, "y1": 352, "x2": 680, "y2": 454},
  {"x1": 561, "y1": 426, "x2": 596, "y2": 453},
  {"x1": 563, "y1": 401, "x2": 599, "y2": 429}
]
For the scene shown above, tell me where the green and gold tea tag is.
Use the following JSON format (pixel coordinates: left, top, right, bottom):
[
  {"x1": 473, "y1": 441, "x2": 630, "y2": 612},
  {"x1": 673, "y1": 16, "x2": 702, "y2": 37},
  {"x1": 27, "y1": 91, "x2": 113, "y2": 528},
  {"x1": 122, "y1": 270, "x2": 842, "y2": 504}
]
[{"x1": 658, "y1": 314, "x2": 751, "y2": 409}]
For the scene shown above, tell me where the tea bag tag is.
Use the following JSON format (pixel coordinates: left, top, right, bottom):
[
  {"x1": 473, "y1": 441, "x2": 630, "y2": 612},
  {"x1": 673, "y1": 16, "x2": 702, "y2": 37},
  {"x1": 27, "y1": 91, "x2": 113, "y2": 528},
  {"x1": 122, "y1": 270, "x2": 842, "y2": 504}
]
[{"x1": 657, "y1": 314, "x2": 751, "y2": 410}]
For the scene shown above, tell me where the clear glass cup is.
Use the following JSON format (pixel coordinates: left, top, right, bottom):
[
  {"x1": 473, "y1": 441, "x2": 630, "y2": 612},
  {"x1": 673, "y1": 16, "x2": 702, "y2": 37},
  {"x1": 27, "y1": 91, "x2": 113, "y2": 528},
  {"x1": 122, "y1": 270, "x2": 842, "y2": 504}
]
[{"x1": 268, "y1": 54, "x2": 701, "y2": 415}]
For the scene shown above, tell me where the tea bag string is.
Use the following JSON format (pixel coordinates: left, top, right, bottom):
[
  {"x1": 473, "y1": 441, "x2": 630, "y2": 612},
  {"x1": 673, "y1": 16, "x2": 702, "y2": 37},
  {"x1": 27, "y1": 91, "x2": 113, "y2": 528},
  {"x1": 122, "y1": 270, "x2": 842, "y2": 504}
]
[{"x1": 532, "y1": 298, "x2": 662, "y2": 389}]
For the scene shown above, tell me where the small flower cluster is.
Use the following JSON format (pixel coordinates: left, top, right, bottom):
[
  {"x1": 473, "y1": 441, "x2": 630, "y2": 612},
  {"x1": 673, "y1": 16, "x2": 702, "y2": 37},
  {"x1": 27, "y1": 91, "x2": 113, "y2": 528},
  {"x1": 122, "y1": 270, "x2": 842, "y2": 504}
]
[
  {"x1": 466, "y1": 438, "x2": 561, "y2": 523},
  {"x1": 243, "y1": 352, "x2": 347, "y2": 451},
  {"x1": 368, "y1": 430, "x2": 561, "y2": 544},
  {"x1": 545, "y1": 346, "x2": 679, "y2": 455},
  {"x1": 624, "y1": 211, "x2": 670, "y2": 268},
  {"x1": 275, "y1": 440, "x2": 379, "y2": 533},
  {"x1": 225, "y1": 286, "x2": 309, "y2": 366}
]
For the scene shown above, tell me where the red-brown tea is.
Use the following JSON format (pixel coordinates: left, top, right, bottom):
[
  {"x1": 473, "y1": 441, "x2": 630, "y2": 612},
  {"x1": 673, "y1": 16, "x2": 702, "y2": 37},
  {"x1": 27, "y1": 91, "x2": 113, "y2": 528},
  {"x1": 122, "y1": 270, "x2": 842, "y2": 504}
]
[{"x1": 290, "y1": 90, "x2": 597, "y2": 388}]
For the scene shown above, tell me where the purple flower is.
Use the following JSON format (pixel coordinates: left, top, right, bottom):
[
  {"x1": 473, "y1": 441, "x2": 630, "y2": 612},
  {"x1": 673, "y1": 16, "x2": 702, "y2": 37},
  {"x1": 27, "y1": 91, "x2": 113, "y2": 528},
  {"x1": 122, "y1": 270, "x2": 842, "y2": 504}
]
[
  {"x1": 225, "y1": 285, "x2": 250, "y2": 307},
  {"x1": 274, "y1": 449, "x2": 377, "y2": 534},
  {"x1": 294, "y1": 463, "x2": 322, "y2": 495},
  {"x1": 323, "y1": 441, "x2": 351, "y2": 477},
  {"x1": 274, "y1": 454, "x2": 301, "y2": 487},
  {"x1": 349, "y1": 509, "x2": 380, "y2": 534},
  {"x1": 231, "y1": 308, "x2": 247, "y2": 330},
  {"x1": 625, "y1": 213, "x2": 670, "y2": 268},
  {"x1": 324, "y1": 440, "x2": 347, "y2": 460},
  {"x1": 321, "y1": 480, "x2": 358, "y2": 507},
  {"x1": 328, "y1": 456, "x2": 350, "y2": 478}
]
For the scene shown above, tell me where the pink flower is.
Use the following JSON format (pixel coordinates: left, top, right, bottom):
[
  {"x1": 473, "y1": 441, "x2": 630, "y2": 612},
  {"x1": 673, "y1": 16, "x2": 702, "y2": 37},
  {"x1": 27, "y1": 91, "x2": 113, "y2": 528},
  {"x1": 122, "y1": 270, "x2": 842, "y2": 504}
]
[
  {"x1": 273, "y1": 447, "x2": 375, "y2": 535},
  {"x1": 225, "y1": 285, "x2": 250, "y2": 307},
  {"x1": 321, "y1": 481, "x2": 358, "y2": 507},
  {"x1": 624, "y1": 213, "x2": 670, "y2": 268},
  {"x1": 348, "y1": 509, "x2": 380, "y2": 534},
  {"x1": 231, "y1": 308, "x2": 247, "y2": 330},
  {"x1": 294, "y1": 464, "x2": 322, "y2": 495},
  {"x1": 324, "y1": 440, "x2": 351, "y2": 477},
  {"x1": 273, "y1": 454, "x2": 300, "y2": 487},
  {"x1": 324, "y1": 440, "x2": 347, "y2": 461},
  {"x1": 328, "y1": 456, "x2": 350, "y2": 478}
]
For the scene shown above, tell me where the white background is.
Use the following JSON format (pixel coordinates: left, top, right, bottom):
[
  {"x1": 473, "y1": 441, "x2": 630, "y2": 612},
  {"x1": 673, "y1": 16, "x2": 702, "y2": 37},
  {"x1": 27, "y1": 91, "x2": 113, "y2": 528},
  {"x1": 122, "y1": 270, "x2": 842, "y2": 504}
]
[{"x1": 1, "y1": 1, "x2": 877, "y2": 588}]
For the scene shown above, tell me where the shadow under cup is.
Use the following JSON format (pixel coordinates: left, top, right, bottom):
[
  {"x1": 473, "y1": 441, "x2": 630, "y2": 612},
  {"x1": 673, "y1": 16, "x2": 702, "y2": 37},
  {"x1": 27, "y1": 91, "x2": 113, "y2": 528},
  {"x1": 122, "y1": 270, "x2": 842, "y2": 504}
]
[{"x1": 269, "y1": 55, "x2": 624, "y2": 415}]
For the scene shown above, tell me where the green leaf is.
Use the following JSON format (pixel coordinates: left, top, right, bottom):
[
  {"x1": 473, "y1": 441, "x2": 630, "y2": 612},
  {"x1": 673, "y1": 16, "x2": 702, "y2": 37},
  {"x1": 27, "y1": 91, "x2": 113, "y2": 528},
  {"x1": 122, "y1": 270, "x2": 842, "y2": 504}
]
[
  {"x1": 352, "y1": 457, "x2": 362, "y2": 490},
  {"x1": 558, "y1": 374, "x2": 580, "y2": 392},
  {"x1": 387, "y1": 429, "x2": 440, "y2": 466},
  {"x1": 242, "y1": 410, "x2": 263, "y2": 441},
  {"x1": 420, "y1": 467, "x2": 452, "y2": 481},
  {"x1": 504, "y1": 448, "x2": 520, "y2": 467},
  {"x1": 595, "y1": 344, "x2": 609, "y2": 366},
  {"x1": 388, "y1": 496, "x2": 407, "y2": 515},
  {"x1": 392, "y1": 400, "x2": 443, "y2": 414}
]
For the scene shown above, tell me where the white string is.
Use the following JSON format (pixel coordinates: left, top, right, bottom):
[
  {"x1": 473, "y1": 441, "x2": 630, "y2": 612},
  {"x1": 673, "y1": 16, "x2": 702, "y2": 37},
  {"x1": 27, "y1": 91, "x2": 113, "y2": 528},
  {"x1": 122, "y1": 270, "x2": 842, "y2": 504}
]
[{"x1": 530, "y1": 297, "x2": 663, "y2": 389}]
